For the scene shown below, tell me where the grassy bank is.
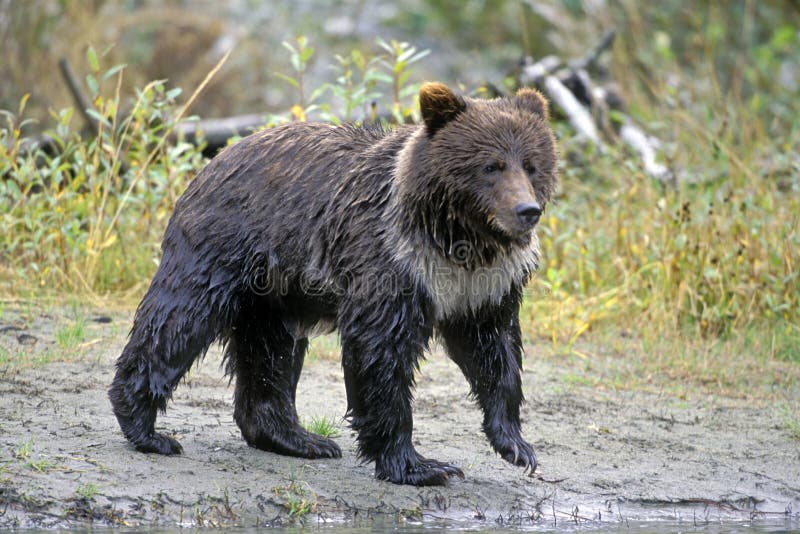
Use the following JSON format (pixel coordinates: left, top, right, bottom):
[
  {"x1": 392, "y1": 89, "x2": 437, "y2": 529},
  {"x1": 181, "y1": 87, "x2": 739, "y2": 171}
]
[{"x1": 1, "y1": 7, "x2": 798, "y2": 396}]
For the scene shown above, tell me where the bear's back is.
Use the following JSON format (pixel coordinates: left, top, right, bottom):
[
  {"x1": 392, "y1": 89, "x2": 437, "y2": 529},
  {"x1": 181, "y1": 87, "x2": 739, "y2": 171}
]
[{"x1": 162, "y1": 122, "x2": 415, "y2": 289}]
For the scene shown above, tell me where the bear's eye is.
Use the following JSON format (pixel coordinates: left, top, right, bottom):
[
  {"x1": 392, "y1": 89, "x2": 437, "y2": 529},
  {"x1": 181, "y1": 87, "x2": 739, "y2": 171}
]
[
  {"x1": 484, "y1": 162, "x2": 505, "y2": 174},
  {"x1": 523, "y1": 160, "x2": 537, "y2": 174}
]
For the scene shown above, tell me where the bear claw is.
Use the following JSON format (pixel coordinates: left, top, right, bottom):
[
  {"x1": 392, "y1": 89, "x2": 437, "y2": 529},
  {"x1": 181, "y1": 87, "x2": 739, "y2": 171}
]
[
  {"x1": 298, "y1": 432, "x2": 342, "y2": 459},
  {"x1": 495, "y1": 436, "x2": 537, "y2": 473}
]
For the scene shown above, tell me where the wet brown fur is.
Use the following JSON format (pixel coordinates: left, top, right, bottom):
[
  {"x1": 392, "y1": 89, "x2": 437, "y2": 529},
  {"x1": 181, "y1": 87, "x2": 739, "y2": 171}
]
[{"x1": 109, "y1": 83, "x2": 559, "y2": 486}]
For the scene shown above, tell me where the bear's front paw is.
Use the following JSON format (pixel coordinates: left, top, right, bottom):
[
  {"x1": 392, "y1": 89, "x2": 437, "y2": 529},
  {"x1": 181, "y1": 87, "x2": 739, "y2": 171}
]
[
  {"x1": 297, "y1": 432, "x2": 343, "y2": 459},
  {"x1": 491, "y1": 431, "x2": 537, "y2": 473},
  {"x1": 376, "y1": 453, "x2": 464, "y2": 486},
  {"x1": 134, "y1": 432, "x2": 183, "y2": 455}
]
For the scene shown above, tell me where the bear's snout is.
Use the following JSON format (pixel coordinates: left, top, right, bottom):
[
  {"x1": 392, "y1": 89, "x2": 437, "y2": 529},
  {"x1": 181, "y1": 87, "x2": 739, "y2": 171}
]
[{"x1": 514, "y1": 202, "x2": 542, "y2": 229}]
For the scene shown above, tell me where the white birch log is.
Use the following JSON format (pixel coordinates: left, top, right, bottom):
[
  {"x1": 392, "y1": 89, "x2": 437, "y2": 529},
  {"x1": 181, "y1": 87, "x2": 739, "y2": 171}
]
[{"x1": 543, "y1": 75, "x2": 605, "y2": 149}]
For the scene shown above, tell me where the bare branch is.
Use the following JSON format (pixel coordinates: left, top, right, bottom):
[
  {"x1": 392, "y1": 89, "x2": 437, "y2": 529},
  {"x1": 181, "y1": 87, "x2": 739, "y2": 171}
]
[{"x1": 58, "y1": 57, "x2": 99, "y2": 132}]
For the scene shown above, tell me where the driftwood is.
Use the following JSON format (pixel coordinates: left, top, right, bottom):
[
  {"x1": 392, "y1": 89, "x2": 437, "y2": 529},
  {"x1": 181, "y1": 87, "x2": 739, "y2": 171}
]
[
  {"x1": 546, "y1": 74, "x2": 604, "y2": 149},
  {"x1": 519, "y1": 30, "x2": 674, "y2": 183},
  {"x1": 619, "y1": 120, "x2": 674, "y2": 184},
  {"x1": 38, "y1": 36, "x2": 673, "y2": 183}
]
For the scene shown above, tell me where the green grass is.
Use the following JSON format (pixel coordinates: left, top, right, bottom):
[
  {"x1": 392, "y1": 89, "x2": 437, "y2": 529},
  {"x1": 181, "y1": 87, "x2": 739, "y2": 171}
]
[
  {"x1": 75, "y1": 482, "x2": 99, "y2": 499},
  {"x1": 302, "y1": 415, "x2": 340, "y2": 438},
  {"x1": 14, "y1": 438, "x2": 33, "y2": 460},
  {"x1": 536, "y1": 325, "x2": 799, "y2": 398},
  {"x1": 26, "y1": 457, "x2": 56, "y2": 473},
  {"x1": 561, "y1": 373, "x2": 595, "y2": 388},
  {"x1": 2, "y1": 348, "x2": 69, "y2": 369},
  {"x1": 778, "y1": 403, "x2": 800, "y2": 440},
  {"x1": 55, "y1": 318, "x2": 86, "y2": 349},
  {"x1": 307, "y1": 334, "x2": 340, "y2": 362},
  {"x1": 12, "y1": 438, "x2": 57, "y2": 473}
]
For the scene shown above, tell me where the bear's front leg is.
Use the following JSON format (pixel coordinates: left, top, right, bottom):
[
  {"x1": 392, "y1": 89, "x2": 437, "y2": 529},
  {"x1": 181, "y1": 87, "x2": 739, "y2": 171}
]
[
  {"x1": 339, "y1": 295, "x2": 464, "y2": 486},
  {"x1": 439, "y1": 286, "x2": 537, "y2": 474}
]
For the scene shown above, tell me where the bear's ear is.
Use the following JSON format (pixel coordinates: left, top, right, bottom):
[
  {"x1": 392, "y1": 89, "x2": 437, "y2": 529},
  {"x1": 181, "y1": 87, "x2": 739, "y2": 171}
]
[
  {"x1": 514, "y1": 87, "x2": 549, "y2": 120},
  {"x1": 419, "y1": 82, "x2": 466, "y2": 136}
]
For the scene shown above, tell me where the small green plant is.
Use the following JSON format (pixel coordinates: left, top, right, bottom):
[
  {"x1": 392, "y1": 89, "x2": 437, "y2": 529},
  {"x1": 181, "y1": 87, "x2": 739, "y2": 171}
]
[
  {"x1": 779, "y1": 404, "x2": 800, "y2": 441},
  {"x1": 0, "y1": 348, "x2": 32, "y2": 369},
  {"x1": 272, "y1": 469, "x2": 316, "y2": 518},
  {"x1": 55, "y1": 318, "x2": 86, "y2": 349},
  {"x1": 76, "y1": 482, "x2": 99, "y2": 499},
  {"x1": 274, "y1": 36, "x2": 316, "y2": 114},
  {"x1": 322, "y1": 49, "x2": 388, "y2": 123},
  {"x1": 14, "y1": 438, "x2": 56, "y2": 472},
  {"x1": 302, "y1": 415, "x2": 340, "y2": 438},
  {"x1": 15, "y1": 438, "x2": 33, "y2": 459},
  {"x1": 376, "y1": 38, "x2": 429, "y2": 123},
  {"x1": 22, "y1": 348, "x2": 63, "y2": 368},
  {"x1": 26, "y1": 457, "x2": 56, "y2": 473},
  {"x1": 561, "y1": 373, "x2": 595, "y2": 387},
  {"x1": 269, "y1": 36, "x2": 428, "y2": 126}
]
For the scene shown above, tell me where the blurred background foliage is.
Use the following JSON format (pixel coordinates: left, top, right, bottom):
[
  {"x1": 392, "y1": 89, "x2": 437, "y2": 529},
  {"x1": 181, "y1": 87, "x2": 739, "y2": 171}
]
[
  {"x1": 1, "y1": 0, "x2": 798, "y2": 391},
  {"x1": 4, "y1": 1, "x2": 795, "y2": 126}
]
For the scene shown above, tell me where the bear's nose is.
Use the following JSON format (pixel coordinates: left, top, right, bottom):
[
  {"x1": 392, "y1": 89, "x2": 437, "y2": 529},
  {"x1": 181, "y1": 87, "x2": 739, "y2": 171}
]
[{"x1": 515, "y1": 202, "x2": 542, "y2": 228}]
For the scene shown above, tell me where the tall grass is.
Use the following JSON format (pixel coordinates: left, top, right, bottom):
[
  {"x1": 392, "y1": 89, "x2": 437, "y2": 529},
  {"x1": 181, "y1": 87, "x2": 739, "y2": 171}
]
[
  {"x1": 520, "y1": 3, "x2": 800, "y2": 391},
  {"x1": 1, "y1": 49, "x2": 229, "y2": 296}
]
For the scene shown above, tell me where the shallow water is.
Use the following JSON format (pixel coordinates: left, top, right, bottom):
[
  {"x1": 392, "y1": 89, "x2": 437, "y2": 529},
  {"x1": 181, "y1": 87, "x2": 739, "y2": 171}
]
[{"x1": 22, "y1": 518, "x2": 800, "y2": 534}]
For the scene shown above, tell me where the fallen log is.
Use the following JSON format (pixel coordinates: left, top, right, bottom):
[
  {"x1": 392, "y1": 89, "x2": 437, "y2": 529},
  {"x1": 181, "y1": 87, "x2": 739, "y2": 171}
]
[
  {"x1": 518, "y1": 30, "x2": 675, "y2": 182},
  {"x1": 174, "y1": 114, "x2": 267, "y2": 156},
  {"x1": 619, "y1": 120, "x2": 674, "y2": 184},
  {"x1": 543, "y1": 74, "x2": 605, "y2": 149}
]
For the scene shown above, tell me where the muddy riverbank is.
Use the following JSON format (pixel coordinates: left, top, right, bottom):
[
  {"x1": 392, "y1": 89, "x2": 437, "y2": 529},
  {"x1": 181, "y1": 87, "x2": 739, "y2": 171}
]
[{"x1": 1, "y1": 304, "x2": 798, "y2": 529}]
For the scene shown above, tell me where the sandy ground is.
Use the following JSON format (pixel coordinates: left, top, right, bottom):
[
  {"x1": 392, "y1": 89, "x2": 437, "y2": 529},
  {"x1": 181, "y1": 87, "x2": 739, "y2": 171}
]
[{"x1": 1, "y1": 304, "x2": 799, "y2": 529}]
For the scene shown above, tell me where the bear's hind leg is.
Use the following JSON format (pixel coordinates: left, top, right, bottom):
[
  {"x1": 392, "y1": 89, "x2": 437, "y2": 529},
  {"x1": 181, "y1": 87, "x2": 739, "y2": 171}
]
[
  {"x1": 109, "y1": 349, "x2": 184, "y2": 455},
  {"x1": 226, "y1": 308, "x2": 341, "y2": 459},
  {"x1": 109, "y1": 289, "x2": 220, "y2": 455}
]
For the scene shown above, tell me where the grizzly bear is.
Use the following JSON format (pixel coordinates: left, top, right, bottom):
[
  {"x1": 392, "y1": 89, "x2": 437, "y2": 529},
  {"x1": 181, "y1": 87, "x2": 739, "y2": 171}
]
[{"x1": 109, "y1": 82, "x2": 558, "y2": 486}]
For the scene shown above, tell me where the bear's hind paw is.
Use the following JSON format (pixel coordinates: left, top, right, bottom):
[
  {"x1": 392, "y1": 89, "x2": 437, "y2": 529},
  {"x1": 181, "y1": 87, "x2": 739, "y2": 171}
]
[{"x1": 134, "y1": 432, "x2": 183, "y2": 455}]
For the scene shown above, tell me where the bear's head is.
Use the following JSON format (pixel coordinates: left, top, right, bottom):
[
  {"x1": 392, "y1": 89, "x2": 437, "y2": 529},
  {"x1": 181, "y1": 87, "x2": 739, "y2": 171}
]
[{"x1": 403, "y1": 82, "x2": 558, "y2": 258}]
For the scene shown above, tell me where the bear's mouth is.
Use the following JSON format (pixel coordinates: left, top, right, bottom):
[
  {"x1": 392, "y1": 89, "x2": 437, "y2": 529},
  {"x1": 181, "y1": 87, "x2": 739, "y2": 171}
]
[{"x1": 486, "y1": 213, "x2": 533, "y2": 245}]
